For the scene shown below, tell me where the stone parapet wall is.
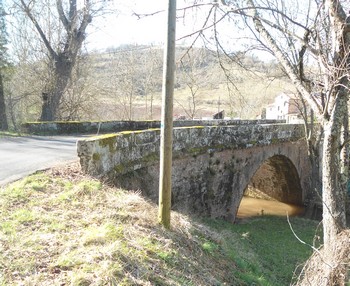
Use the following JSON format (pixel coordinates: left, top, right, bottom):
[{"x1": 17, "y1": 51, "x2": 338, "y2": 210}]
[
  {"x1": 21, "y1": 119, "x2": 285, "y2": 135},
  {"x1": 21, "y1": 120, "x2": 160, "y2": 135},
  {"x1": 77, "y1": 123, "x2": 304, "y2": 178}
]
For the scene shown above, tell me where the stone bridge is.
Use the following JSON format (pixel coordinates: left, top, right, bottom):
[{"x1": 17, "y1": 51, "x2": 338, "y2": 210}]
[{"x1": 77, "y1": 122, "x2": 311, "y2": 221}]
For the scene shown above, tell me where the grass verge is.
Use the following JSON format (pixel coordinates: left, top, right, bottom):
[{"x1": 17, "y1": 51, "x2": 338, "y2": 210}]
[
  {"x1": 0, "y1": 163, "x2": 321, "y2": 285},
  {"x1": 0, "y1": 131, "x2": 22, "y2": 138}
]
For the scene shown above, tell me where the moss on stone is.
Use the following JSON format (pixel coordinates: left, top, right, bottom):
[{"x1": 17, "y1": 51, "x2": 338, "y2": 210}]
[
  {"x1": 188, "y1": 147, "x2": 207, "y2": 155},
  {"x1": 180, "y1": 144, "x2": 227, "y2": 159},
  {"x1": 92, "y1": 153, "x2": 100, "y2": 161},
  {"x1": 97, "y1": 134, "x2": 117, "y2": 153},
  {"x1": 117, "y1": 130, "x2": 135, "y2": 135},
  {"x1": 147, "y1": 128, "x2": 161, "y2": 132},
  {"x1": 117, "y1": 129, "x2": 159, "y2": 136},
  {"x1": 177, "y1": 125, "x2": 205, "y2": 130},
  {"x1": 271, "y1": 138, "x2": 280, "y2": 144},
  {"x1": 113, "y1": 152, "x2": 159, "y2": 175},
  {"x1": 95, "y1": 133, "x2": 117, "y2": 139},
  {"x1": 142, "y1": 152, "x2": 159, "y2": 163},
  {"x1": 114, "y1": 164, "x2": 125, "y2": 173},
  {"x1": 24, "y1": 122, "x2": 44, "y2": 124}
]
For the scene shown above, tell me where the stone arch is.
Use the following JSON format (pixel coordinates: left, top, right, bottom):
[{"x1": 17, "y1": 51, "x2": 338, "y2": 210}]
[
  {"x1": 235, "y1": 154, "x2": 303, "y2": 219},
  {"x1": 244, "y1": 155, "x2": 303, "y2": 204}
]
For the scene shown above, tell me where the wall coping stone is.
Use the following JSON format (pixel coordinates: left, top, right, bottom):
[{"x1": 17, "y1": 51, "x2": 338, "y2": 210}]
[{"x1": 21, "y1": 119, "x2": 286, "y2": 135}]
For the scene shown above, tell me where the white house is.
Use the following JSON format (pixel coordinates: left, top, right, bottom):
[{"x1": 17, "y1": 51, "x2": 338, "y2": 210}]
[{"x1": 265, "y1": 93, "x2": 304, "y2": 123}]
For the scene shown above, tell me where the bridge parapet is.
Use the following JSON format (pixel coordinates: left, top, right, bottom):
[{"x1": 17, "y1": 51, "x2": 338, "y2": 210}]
[
  {"x1": 77, "y1": 123, "x2": 305, "y2": 178},
  {"x1": 22, "y1": 119, "x2": 285, "y2": 135}
]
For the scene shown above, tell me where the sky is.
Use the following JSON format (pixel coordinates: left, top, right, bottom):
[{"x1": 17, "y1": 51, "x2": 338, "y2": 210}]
[
  {"x1": 85, "y1": 0, "x2": 265, "y2": 58},
  {"x1": 87, "y1": 1, "x2": 175, "y2": 51},
  {"x1": 85, "y1": 0, "x2": 211, "y2": 51}
]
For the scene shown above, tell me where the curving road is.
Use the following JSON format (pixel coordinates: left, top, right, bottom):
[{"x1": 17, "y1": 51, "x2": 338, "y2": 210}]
[{"x1": 0, "y1": 135, "x2": 88, "y2": 186}]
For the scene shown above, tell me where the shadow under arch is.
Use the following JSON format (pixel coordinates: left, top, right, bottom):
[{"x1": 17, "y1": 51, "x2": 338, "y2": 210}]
[{"x1": 237, "y1": 155, "x2": 304, "y2": 218}]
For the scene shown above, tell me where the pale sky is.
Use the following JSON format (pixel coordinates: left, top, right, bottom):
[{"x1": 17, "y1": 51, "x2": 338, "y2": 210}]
[
  {"x1": 86, "y1": 0, "x2": 210, "y2": 51},
  {"x1": 86, "y1": 1, "x2": 165, "y2": 50}
]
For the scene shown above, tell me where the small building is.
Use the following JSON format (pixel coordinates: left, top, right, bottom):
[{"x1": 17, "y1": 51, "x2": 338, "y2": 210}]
[{"x1": 265, "y1": 93, "x2": 305, "y2": 123}]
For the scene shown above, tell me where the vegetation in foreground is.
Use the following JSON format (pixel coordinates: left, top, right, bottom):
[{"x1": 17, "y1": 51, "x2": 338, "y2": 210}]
[{"x1": 0, "y1": 163, "x2": 321, "y2": 285}]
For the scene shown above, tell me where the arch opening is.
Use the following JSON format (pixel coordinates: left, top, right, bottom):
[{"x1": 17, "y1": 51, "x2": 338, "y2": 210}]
[{"x1": 237, "y1": 155, "x2": 304, "y2": 218}]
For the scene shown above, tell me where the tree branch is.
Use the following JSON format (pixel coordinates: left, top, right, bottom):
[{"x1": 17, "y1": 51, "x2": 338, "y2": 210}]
[
  {"x1": 69, "y1": 0, "x2": 77, "y2": 20},
  {"x1": 56, "y1": 0, "x2": 69, "y2": 31},
  {"x1": 19, "y1": 0, "x2": 58, "y2": 61},
  {"x1": 326, "y1": 0, "x2": 347, "y2": 23},
  {"x1": 246, "y1": 0, "x2": 323, "y2": 117}
]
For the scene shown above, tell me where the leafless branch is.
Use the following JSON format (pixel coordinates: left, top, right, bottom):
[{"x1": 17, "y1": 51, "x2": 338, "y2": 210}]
[
  {"x1": 56, "y1": 0, "x2": 69, "y2": 31},
  {"x1": 18, "y1": 0, "x2": 58, "y2": 61}
]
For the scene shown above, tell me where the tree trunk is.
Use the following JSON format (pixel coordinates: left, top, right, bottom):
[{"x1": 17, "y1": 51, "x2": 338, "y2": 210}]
[
  {"x1": 322, "y1": 95, "x2": 348, "y2": 252},
  {"x1": 19, "y1": 1, "x2": 92, "y2": 122},
  {"x1": 39, "y1": 56, "x2": 73, "y2": 121},
  {"x1": 0, "y1": 71, "x2": 8, "y2": 130}
]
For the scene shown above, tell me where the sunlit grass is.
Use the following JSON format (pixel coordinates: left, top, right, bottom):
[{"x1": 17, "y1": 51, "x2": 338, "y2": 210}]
[
  {"x1": 204, "y1": 216, "x2": 322, "y2": 285},
  {"x1": 0, "y1": 163, "x2": 320, "y2": 285}
]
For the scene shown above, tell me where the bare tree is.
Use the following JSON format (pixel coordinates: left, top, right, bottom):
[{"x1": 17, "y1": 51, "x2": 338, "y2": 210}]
[
  {"x1": 141, "y1": 47, "x2": 163, "y2": 120},
  {"x1": 58, "y1": 52, "x2": 97, "y2": 120},
  {"x1": 99, "y1": 45, "x2": 162, "y2": 121},
  {"x1": 108, "y1": 47, "x2": 140, "y2": 120},
  {"x1": 245, "y1": 0, "x2": 349, "y2": 253},
  {"x1": 13, "y1": 0, "x2": 103, "y2": 121},
  {"x1": 183, "y1": 0, "x2": 349, "y2": 267},
  {"x1": 176, "y1": 48, "x2": 206, "y2": 119}
]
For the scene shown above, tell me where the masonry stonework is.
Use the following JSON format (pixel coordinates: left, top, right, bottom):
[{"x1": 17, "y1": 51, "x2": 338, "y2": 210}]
[{"x1": 77, "y1": 123, "x2": 310, "y2": 221}]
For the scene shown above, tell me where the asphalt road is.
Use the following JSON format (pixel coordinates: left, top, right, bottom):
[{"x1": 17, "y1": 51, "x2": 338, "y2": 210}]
[{"x1": 0, "y1": 135, "x2": 87, "y2": 186}]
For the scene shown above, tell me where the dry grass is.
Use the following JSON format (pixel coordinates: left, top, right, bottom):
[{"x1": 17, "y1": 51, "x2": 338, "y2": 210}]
[
  {"x1": 0, "y1": 162, "x2": 322, "y2": 285},
  {"x1": 0, "y1": 163, "x2": 241, "y2": 285},
  {"x1": 93, "y1": 76, "x2": 294, "y2": 121}
]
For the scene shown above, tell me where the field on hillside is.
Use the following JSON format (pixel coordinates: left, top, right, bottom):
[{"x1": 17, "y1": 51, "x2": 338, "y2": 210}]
[
  {"x1": 6, "y1": 45, "x2": 297, "y2": 124},
  {"x1": 82, "y1": 47, "x2": 296, "y2": 121},
  {"x1": 0, "y1": 163, "x2": 321, "y2": 285}
]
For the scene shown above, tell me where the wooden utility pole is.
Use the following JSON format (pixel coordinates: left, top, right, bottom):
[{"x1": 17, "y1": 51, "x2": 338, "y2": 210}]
[{"x1": 158, "y1": 0, "x2": 176, "y2": 228}]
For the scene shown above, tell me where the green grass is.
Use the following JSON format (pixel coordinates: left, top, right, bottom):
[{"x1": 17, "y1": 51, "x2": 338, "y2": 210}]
[
  {"x1": 204, "y1": 216, "x2": 322, "y2": 285},
  {"x1": 0, "y1": 163, "x2": 320, "y2": 285}
]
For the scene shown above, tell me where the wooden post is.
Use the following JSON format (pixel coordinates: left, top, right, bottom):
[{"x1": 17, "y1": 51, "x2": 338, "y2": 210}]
[{"x1": 158, "y1": 0, "x2": 176, "y2": 228}]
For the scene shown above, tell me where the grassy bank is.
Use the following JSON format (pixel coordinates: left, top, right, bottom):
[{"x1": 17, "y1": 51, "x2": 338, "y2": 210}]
[{"x1": 0, "y1": 163, "x2": 321, "y2": 285}]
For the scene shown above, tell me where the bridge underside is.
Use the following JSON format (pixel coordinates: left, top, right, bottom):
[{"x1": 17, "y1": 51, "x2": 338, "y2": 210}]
[{"x1": 245, "y1": 155, "x2": 303, "y2": 205}]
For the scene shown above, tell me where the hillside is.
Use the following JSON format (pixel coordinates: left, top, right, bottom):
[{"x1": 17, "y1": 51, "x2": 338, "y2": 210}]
[
  {"x1": 78, "y1": 46, "x2": 296, "y2": 121},
  {"x1": 0, "y1": 162, "x2": 321, "y2": 285},
  {"x1": 6, "y1": 45, "x2": 296, "y2": 124}
]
